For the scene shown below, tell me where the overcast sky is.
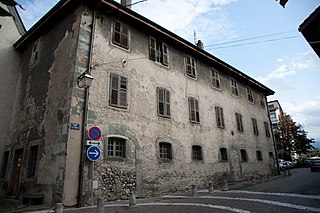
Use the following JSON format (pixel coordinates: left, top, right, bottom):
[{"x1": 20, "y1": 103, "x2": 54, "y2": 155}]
[{"x1": 16, "y1": 0, "x2": 320, "y2": 147}]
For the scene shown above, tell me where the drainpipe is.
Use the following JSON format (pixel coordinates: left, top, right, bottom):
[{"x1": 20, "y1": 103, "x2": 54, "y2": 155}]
[{"x1": 78, "y1": 8, "x2": 96, "y2": 207}]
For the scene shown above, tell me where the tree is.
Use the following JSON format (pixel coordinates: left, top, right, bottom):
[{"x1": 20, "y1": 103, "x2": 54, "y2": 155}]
[{"x1": 275, "y1": 113, "x2": 314, "y2": 160}]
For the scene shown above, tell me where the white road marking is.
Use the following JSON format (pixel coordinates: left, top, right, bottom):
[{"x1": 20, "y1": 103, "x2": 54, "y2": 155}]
[
  {"x1": 225, "y1": 190, "x2": 320, "y2": 200},
  {"x1": 162, "y1": 195, "x2": 320, "y2": 212},
  {"x1": 104, "y1": 202, "x2": 252, "y2": 213}
]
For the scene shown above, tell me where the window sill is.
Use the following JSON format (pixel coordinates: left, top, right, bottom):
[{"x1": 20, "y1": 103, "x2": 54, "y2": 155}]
[{"x1": 105, "y1": 157, "x2": 127, "y2": 162}]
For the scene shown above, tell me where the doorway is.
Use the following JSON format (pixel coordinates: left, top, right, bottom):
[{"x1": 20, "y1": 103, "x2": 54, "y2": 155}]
[{"x1": 8, "y1": 148, "x2": 24, "y2": 197}]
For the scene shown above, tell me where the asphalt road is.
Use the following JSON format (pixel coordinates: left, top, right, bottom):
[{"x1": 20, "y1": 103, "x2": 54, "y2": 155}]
[{"x1": 15, "y1": 168, "x2": 320, "y2": 212}]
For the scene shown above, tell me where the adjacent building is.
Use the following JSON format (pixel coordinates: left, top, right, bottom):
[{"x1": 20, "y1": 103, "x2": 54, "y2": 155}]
[
  {"x1": 299, "y1": 6, "x2": 320, "y2": 58},
  {"x1": 0, "y1": 0, "x2": 276, "y2": 207}
]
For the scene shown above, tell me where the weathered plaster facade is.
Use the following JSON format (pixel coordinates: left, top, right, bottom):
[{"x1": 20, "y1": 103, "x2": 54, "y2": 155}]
[{"x1": 0, "y1": 0, "x2": 276, "y2": 208}]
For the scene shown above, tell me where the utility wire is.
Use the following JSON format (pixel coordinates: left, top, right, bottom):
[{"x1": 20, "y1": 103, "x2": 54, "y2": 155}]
[
  {"x1": 206, "y1": 35, "x2": 300, "y2": 50},
  {"x1": 205, "y1": 30, "x2": 297, "y2": 48}
]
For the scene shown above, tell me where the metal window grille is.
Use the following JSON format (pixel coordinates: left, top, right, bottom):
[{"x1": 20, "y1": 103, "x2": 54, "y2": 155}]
[{"x1": 192, "y1": 145, "x2": 202, "y2": 160}]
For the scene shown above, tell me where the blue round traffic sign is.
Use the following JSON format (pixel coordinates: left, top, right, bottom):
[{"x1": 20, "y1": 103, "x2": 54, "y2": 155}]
[
  {"x1": 88, "y1": 126, "x2": 102, "y2": 140},
  {"x1": 87, "y1": 146, "x2": 101, "y2": 161}
]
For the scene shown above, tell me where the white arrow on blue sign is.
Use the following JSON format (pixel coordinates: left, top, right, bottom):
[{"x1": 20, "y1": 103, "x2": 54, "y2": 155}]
[{"x1": 87, "y1": 146, "x2": 101, "y2": 161}]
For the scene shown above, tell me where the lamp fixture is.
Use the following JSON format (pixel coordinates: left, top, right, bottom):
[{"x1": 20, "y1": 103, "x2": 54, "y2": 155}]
[{"x1": 77, "y1": 70, "x2": 93, "y2": 88}]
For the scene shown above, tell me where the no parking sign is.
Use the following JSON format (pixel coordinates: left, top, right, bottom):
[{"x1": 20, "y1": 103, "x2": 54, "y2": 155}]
[{"x1": 88, "y1": 126, "x2": 101, "y2": 140}]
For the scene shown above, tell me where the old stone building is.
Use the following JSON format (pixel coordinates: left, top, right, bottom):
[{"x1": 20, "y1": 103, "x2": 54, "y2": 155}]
[{"x1": 0, "y1": 0, "x2": 276, "y2": 207}]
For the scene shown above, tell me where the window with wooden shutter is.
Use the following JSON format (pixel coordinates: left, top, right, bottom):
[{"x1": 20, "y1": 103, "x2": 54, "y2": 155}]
[
  {"x1": 252, "y1": 117, "x2": 259, "y2": 136},
  {"x1": 235, "y1": 113, "x2": 244, "y2": 132},
  {"x1": 231, "y1": 79, "x2": 239, "y2": 97},
  {"x1": 149, "y1": 37, "x2": 169, "y2": 66},
  {"x1": 189, "y1": 97, "x2": 200, "y2": 123},
  {"x1": 157, "y1": 87, "x2": 170, "y2": 118},
  {"x1": 112, "y1": 20, "x2": 129, "y2": 49},
  {"x1": 110, "y1": 74, "x2": 127, "y2": 109},
  {"x1": 264, "y1": 121, "x2": 271, "y2": 138},
  {"x1": 30, "y1": 38, "x2": 41, "y2": 67},
  {"x1": 212, "y1": 69, "x2": 220, "y2": 89},
  {"x1": 186, "y1": 55, "x2": 196, "y2": 78},
  {"x1": 247, "y1": 88, "x2": 254, "y2": 103},
  {"x1": 215, "y1": 106, "x2": 225, "y2": 128}
]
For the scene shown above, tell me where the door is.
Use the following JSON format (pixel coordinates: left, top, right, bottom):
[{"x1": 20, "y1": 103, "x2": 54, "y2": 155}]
[{"x1": 8, "y1": 148, "x2": 24, "y2": 196}]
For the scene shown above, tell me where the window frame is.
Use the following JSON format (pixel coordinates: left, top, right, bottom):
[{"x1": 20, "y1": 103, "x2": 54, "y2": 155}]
[
  {"x1": 252, "y1": 117, "x2": 259, "y2": 136},
  {"x1": 212, "y1": 69, "x2": 221, "y2": 89},
  {"x1": 215, "y1": 106, "x2": 225, "y2": 129},
  {"x1": 109, "y1": 73, "x2": 128, "y2": 109},
  {"x1": 240, "y1": 149, "x2": 248, "y2": 162},
  {"x1": 260, "y1": 94, "x2": 265, "y2": 107},
  {"x1": 235, "y1": 112, "x2": 244, "y2": 132},
  {"x1": 30, "y1": 38, "x2": 41, "y2": 67},
  {"x1": 256, "y1": 151, "x2": 263, "y2": 161},
  {"x1": 188, "y1": 97, "x2": 200, "y2": 123},
  {"x1": 105, "y1": 137, "x2": 127, "y2": 160},
  {"x1": 26, "y1": 145, "x2": 39, "y2": 179},
  {"x1": 231, "y1": 79, "x2": 239, "y2": 97},
  {"x1": 149, "y1": 37, "x2": 169, "y2": 66},
  {"x1": 219, "y1": 147, "x2": 228, "y2": 162},
  {"x1": 192, "y1": 145, "x2": 203, "y2": 161},
  {"x1": 112, "y1": 20, "x2": 130, "y2": 49},
  {"x1": 185, "y1": 55, "x2": 196, "y2": 78},
  {"x1": 157, "y1": 87, "x2": 171, "y2": 118},
  {"x1": 247, "y1": 87, "x2": 254, "y2": 103},
  {"x1": 264, "y1": 121, "x2": 271, "y2": 138},
  {"x1": 158, "y1": 142, "x2": 173, "y2": 161}
]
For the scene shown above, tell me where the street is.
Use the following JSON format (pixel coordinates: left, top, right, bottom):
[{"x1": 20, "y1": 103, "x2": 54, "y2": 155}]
[{"x1": 58, "y1": 168, "x2": 320, "y2": 213}]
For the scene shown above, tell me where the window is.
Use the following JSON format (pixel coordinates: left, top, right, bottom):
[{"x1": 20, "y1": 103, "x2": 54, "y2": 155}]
[
  {"x1": 30, "y1": 38, "x2": 41, "y2": 66},
  {"x1": 252, "y1": 117, "x2": 259, "y2": 136},
  {"x1": 269, "y1": 104, "x2": 274, "y2": 109},
  {"x1": 256, "y1": 151, "x2": 263, "y2": 161},
  {"x1": 157, "y1": 87, "x2": 170, "y2": 118},
  {"x1": 260, "y1": 95, "x2": 265, "y2": 107},
  {"x1": 186, "y1": 55, "x2": 196, "y2": 78},
  {"x1": 27, "y1": 145, "x2": 39, "y2": 178},
  {"x1": 264, "y1": 121, "x2": 271, "y2": 138},
  {"x1": 215, "y1": 106, "x2": 225, "y2": 128},
  {"x1": 231, "y1": 79, "x2": 239, "y2": 97},
  {"x1": 107, "y1": 137, "x2": 126, "y2": 158},
  {"x1": 192, "y1": 145, "x2": 203, "y2": 161},
  {"x1": 235, "y1": 113, "x2": 244, "y2": 132},
  {"x1": 270, "y1": 112, "x2": 276, "y2": 119},
  {"x1": 219, "y1": 148, "x2": 228, "y2": 161},
  {"x1": 159, "y1": 142, "x2": 172, "y2": 160},
  {"x1": 240, "y1": 149, "x2": 248, "y2": 162},
  {"x1": 212, "y1": 69, "x2": 220, "y2": 89},
  {"x1": 112, "y1": 20, "x2": 129, "y2": 49},
  {"x1": 247, "y1": 88, "x2": 254, "y2": 103},
  {"x1": 0, "y1": 151, "x2": 9, "y2": 178},
  {"x1": 109, "y1": 74, "x2": 127, "y2": 108},
  {"x1": 188, "y1": 97, "x2": 200, "y2": 123},
  {"x1": 269, "y1": 152, "x2": 274, "y2": 159},
  {"x1": 149, "y1": 37, "x2": 168, "y2": 66}
]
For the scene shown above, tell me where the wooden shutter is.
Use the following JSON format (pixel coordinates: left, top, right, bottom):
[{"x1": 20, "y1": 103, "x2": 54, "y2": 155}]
[
  {"x1": 162, "y1": 43, "x2": 168, "y2": 66},
  {"x1": 165, "y1": 89, "x2": 170, "y2": 117},
  {"x1": 110, "y1": 74, "x2": 119, "y2": 106},
  {"x1": 149, "y1": 37, "x2": 156, "y2": 61},
  {"x1": 158, "y1": 88, "x2": 165, "y2": 116},
  {"x1": 119, "y1": 77, "x2": 127, "y2": 107}
]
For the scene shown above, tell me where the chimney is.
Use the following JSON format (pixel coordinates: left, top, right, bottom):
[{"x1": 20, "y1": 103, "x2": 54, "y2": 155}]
[
  {"x1": 196, "y1": 40, "x2": 204, "y2": 50},
  {"x1": 121, "y1": 0, "x2": 132, "y2": 9}
]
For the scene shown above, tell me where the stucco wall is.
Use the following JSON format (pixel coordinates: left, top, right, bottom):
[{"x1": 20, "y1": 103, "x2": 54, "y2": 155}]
[{"x1": 88, "y1": 11, "x2": 276, "y2": 200}]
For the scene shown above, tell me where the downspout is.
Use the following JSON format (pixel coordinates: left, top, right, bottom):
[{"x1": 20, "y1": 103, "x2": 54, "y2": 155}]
[{"x1": 78, "y1": 8, "x2": 96, "y2": 207}]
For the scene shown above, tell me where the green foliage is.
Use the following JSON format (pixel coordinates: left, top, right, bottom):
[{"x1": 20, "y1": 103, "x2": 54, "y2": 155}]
[{"x1": 274, "y1": 113, "x2": 314, "y2": 160}]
